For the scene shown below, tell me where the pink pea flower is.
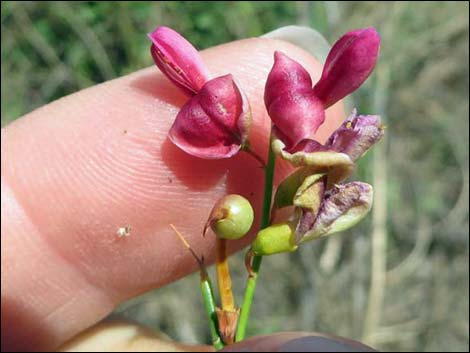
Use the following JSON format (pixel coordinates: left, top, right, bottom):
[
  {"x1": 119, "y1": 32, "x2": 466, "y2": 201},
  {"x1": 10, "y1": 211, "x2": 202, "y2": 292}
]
[
  {"x1": 313, "y1": 27, "x2": 380, "y2": 108},
  {"x1": 265, "y1": 27, "x2": 380, "y2": 151},
  {"x1": 148, "y1": 26, "x2": 209, "y2": 96},
  {"x1": 264, "y1": 51, "x2": 326, "y2": 150},
  {"x1": 169, "y1": 74, "x2": 251, "y2": 159},
  {"x1": 148, "y1": 26, "x2": 251, "y2": 159}
]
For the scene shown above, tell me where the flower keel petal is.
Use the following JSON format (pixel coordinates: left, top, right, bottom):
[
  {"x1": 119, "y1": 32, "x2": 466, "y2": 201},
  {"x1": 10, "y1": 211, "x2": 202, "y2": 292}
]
[{"x1": 148, "y1": 26, "x2": 210, "y2": 95}]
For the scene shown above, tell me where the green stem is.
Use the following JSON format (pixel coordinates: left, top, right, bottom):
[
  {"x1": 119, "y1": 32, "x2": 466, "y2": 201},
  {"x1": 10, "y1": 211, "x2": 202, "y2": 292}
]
[
  {"x1": 200, "y1": 272, "x2": 224, "y2": 350},
  {"x1": 169, "y1": 223, "x2": 223, "y2": 349},
  {"x1": 236, "y1": 133, "x2": 276, "y2": 341}
]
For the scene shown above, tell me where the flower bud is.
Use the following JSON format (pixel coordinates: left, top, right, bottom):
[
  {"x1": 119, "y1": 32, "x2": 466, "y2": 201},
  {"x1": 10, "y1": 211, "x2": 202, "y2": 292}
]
[
  {"x1": 148, "y1": 26, "x2": 209, "y2": 96},
  {"x1": 169, "y1": 74, "x2": 252, "y2": 159},
  {"x1": 313, "y1": 27, "x2": 380, "y2": 108},
  {"x1": 252, "y1": 222, "x2": 297, "y2": 256},
  {"x1": 205, "y1": 195, "x2": 254, "y2": 240}
]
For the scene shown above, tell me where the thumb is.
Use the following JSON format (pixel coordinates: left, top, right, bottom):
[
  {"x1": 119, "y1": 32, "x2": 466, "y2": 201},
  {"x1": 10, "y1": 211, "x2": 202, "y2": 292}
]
[
  {"x1": 1, "y1": 37, "x2": 344, "y2": 351},
  {"x1": 221, "y1": 332, "x2": 376, "y2": 352}
]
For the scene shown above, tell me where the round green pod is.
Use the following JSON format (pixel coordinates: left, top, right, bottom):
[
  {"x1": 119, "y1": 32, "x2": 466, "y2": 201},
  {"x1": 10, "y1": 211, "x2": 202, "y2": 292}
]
[{"x1": 208, "y1": 194, "x2": 254, "y2": 240}]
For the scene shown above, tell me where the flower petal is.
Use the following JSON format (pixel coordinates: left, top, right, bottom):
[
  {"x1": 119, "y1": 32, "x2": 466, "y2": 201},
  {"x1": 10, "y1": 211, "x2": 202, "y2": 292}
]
[
  {"x1": 169, "y1": 74, "x2": 249, "y2": 159},
  {"x1": 300, "y1": 182, "x2": 373, "y2": 242},
  {"x1": 272, "y1": 136, "x2": 355, "y2": 184},
  {"x1": 268, "y1": 92, "x2": 325, "y2": 149},
  {"x1": 148, "y1": 26, "x2": 210, "y2": 95},
  {"x1": 293, "y1": 174, "x2": 326, "y2": 242},
  {"x1": 293, "y1": 173, "x2": 326, "y2": 211},
  {"x1": 199, "y1": 75, "x2": 251, "y2": 147},
  {"x1": 313, "y1": 27, "x2": 380, "y2": 108},
  {"x1": 326, "y1": 109, "x2": 384, "y2": 161},
  {"x1": 274, "y1": 168, "x2": 318, "y2": 210},
  {"x1": 264, "y1": 51, "x2": 313, "y2": 108},
  {"x1": 265, "y1": 51, "x2": 325, "y2": 149}
]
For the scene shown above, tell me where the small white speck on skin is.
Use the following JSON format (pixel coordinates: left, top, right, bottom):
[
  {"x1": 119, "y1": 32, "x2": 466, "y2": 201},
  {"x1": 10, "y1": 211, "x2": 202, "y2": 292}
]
[{"x1": 117, "y1": 225, "x2": 132, "y2": 237}]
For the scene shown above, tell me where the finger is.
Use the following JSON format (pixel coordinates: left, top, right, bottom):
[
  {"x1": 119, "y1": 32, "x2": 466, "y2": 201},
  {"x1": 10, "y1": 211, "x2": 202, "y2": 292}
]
[
  {"x1": 57, "y1": 320, "x2": 214, "y2": 352},
  {"x1": 1, "y1": 38, "x2": 345, "y2": 351},
  {"x1": 221, "y1": 332, "x2": 376, "y2": 352}
]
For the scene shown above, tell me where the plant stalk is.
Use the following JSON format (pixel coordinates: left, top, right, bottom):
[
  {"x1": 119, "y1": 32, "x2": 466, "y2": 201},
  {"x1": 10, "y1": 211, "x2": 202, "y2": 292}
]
[
  {"x1": 235, "y1": 133, "x2": 276, "y2": 341},
  {"x1": 169, "y1": 224, "x2": 224, "y2": 350},
  {"x1": 216, "y1": 238, "x2": 235, "y2": 311},
  {"x1": 200, "y1": 270, "x2": 225, "y2": 350}
]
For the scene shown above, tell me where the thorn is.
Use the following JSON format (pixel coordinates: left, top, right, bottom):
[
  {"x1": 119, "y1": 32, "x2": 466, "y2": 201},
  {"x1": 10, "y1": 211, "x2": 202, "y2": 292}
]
[
  {"x1": 170, "y1": 224, "x2": 203, "y2": 267},
  {"x1": 170, "y1": 224, "x2": 190, "y2": 248}
]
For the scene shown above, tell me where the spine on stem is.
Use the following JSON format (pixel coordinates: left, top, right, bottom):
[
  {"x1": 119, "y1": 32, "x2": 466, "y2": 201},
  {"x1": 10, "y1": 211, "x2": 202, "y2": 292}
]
[{"x1": 170, "y1": 224, "x2": 224, "y2": 350}]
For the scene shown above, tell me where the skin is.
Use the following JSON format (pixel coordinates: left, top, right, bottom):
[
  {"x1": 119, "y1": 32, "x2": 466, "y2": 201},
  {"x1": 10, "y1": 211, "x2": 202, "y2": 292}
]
[{"x1": 1, "y1": 38, "x2": 345, "y2": 351}]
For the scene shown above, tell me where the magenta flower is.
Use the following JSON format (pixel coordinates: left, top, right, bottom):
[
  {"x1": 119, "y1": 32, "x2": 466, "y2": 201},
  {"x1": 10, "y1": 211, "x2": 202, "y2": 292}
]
[
  {"x1": 264, "y1": 51, "x2": 326, "y2": 149},
  {"x1": 148, "y1": 26, "x2": 209, "y2": 96},
  {"x1": 265, "y1": 27, "x2": 380, "y2": 151},
  {"x1": 169, "y1": 74, "x2": 251, "y2": 159},
  {"x1": 313, "y1": 27, "x2": 380, "y2": 107},
  {"x1": 148, "y1": 26, "x2": 251, "y2": 159}
]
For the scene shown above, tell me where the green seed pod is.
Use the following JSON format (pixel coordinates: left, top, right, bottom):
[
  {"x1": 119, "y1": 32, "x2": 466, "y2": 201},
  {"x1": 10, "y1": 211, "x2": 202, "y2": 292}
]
[
  {"x1": 251, "y1": 222, "x2": 298, "y2": 255},
  {"x1": 205, "y1": 194, "x2": 254, "y2": 240}
]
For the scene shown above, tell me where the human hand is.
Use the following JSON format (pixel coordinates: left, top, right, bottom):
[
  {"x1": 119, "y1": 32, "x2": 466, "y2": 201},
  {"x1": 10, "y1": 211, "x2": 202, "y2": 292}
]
[
  {"x1": 1, "y1": 35, "x2": 345, "y2": 351},
  {"x1": 59, "y1": 321, "x2": 375, "y2": 352}
]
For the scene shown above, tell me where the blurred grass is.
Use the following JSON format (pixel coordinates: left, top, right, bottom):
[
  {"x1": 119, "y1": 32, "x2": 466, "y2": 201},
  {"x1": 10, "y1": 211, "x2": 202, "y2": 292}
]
[{"x1": 1, "y1": 1, "x2": 469, "y2": 351}]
